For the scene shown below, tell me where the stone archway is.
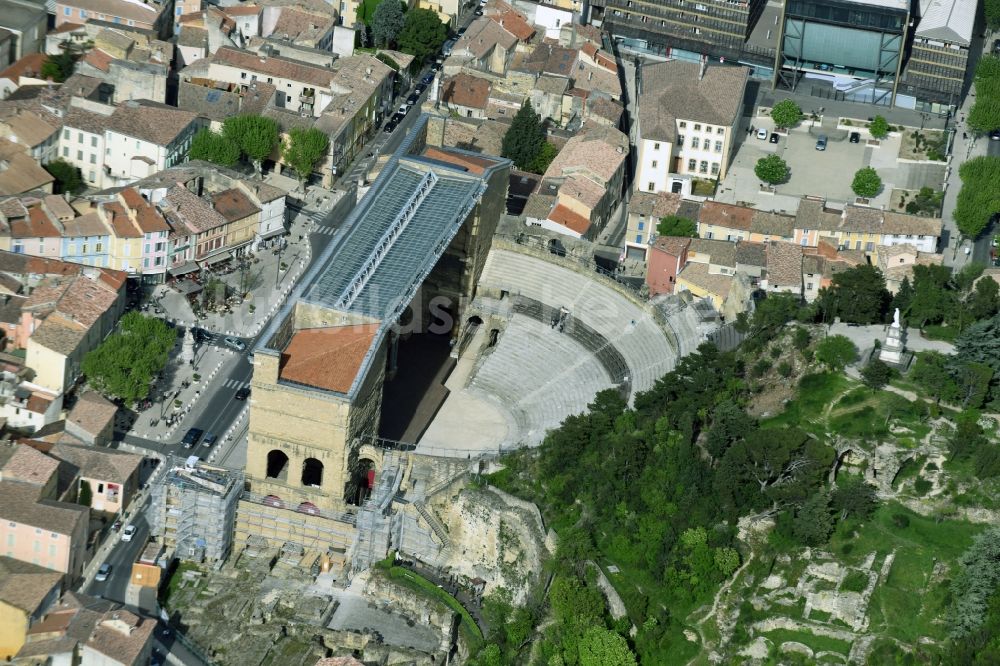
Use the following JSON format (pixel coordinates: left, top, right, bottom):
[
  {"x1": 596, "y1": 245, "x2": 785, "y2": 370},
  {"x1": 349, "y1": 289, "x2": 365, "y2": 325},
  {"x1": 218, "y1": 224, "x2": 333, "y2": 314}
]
[{"x1": 266, "y1": 450, "x2": 289, "y2": 481}]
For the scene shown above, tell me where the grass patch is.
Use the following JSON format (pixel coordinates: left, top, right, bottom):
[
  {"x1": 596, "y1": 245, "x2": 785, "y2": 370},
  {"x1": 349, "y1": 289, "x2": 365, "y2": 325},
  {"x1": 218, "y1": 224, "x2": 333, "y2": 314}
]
[
  {"x1": 892, "y1": 455, "x2": 926, "y2": 490},
  {"x1": 828, "y1": 503, "x2": 982, "y2": 647},
  {"x1": 160, "y1": 561, "x2": 201, "y2": 609},
  {"x1": 375, "y1": 557, "x2": 483, "y2": 649},
  {"x1": 763, "y1": 628, "x2": 852, "y2": 655},
  {"x1": 761, "y1": 372, "x2": 849, "y2": 431},
  {"x1": 840, "y1": 570, "x2": 869, "y2": 593},
  {"x1": 921, "y1": 324, "x2": 959, "y2": 342}
]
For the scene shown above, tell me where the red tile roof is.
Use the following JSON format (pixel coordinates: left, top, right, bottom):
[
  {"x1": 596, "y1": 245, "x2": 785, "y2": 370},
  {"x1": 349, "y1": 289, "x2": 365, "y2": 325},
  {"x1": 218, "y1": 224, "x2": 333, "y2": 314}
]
[
  {"x1": 548, "y1": 203, "x2": 590, "y2": 235},
  {"x1": 699, "y1": 201, "x2": 753, "y2": 231},
  {"x1": 442, "y1": 73, "x2": 491, "y2": 110},
  {"x1": 0, "y1": 53, "x2": 48, "y2": 85},
  {"x1": 279, "y1": 325, "x2": 380, "y2": 393}
]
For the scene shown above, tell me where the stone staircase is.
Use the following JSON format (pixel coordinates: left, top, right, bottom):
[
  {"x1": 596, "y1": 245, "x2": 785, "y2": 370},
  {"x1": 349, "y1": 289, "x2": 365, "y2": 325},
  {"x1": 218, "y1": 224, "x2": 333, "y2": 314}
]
[{"x1": 413, "y1": 500, "x2": 450, "y2": 548}]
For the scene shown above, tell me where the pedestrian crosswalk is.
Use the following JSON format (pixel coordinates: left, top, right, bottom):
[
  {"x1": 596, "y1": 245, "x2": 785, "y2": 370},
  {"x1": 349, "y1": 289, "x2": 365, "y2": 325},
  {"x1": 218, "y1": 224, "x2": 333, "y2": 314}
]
[
  {"x1": 222, "y1": 379, "x2": 249, "y2": 390},
  {"x1": 312, "y1": 225, "x2": 340, "y2": 237}
]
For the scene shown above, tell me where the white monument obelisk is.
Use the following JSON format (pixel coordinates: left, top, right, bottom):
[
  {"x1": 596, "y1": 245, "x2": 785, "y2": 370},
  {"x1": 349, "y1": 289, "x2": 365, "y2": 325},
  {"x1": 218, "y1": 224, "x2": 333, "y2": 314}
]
[{"x1": 880, "y1": 307, "x2": 904, "y2": 364}]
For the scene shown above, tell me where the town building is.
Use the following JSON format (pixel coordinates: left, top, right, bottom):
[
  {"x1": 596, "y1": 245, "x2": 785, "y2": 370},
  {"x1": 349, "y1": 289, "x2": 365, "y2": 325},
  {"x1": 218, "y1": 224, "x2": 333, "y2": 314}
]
[
  {"x1": 79, "y1": 609, "x2": 155, "y2": 666},
  {"x1": 54, "y1": 0, "x2": 176, "y2": 38},
  {"x1": 898, "y1": 0, "x2": 976, "y2": 111},
  {"x1": 635, "y1": 60, "x2": 749, "y2": 195},
  {"x1": 24, "y1": 440, "x2": 142, "y2": 516},
  {"x1": 64, "y1": 390, "x2": 117, "y2": 446},
  {"x1": 15, "y1": 592, "x2": 117, "y2": 663},
  {"x1": 0, "y1": 556, "x2": 62, "y2": 661},
  {"x1": 0, "y1": 0, "x2": 48, "y2": 64}
]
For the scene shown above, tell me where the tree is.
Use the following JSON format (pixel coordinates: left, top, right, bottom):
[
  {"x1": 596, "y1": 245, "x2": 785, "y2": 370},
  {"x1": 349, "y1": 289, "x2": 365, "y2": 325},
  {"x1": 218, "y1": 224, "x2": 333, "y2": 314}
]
[
  {"x1": 78, "y1": 479, "x2": 92, "y2": 507},
  {"x1": 356, "y1": 0, "x2": 382, "y2": 24},
  {"x1": 282, "y1": 127, "x2": 330, "y2": 185},
  {"x1": 985, "y1": 1, "x2": 1000, "y2": 31},
  {"x1": 501, "y1": 101, "x2": 546, "y2": 171},
  {"x1": 81, "y1": 312, "x2": 177, "y2": 407},
  {"x1": 821, "y1": 264, "x2": 890, "y2": 325},
  {"x1": 397, "y1": 8, "x2": 447, "y2": 62},
  {"x1": 578, "y1": 627, "x2": 637, "y2": 666},
  {"x1": 41, "y1": 51, "x2": 77, "y2": 82},
  {"x1": 861, "y1": 359, "x2": 892, "y2": 391},
  {"x1": 45, "y1": 159, "x2": 83, "y2": 194},
  {"x1": 791, "y1": 491, "x2": 834, "y2": 546},
  {"x1": 969, "y1": 276, "x2": 1000, "y2": 321},
  {"x1": 891, "y1": 276, "x2": 914, "y2": 317},
  {"x1": 955, "y1": 156, "x2": 1000, "y2": 239},
  {"x1": 910, "y1": 351, "x2": 959, "y2": 403},
  {"x1": 956, "y1": 362, "x2": 993, "y2": 408},
  {"x1": 831, "y1": 474, "x2": 877, "y2": 520},
  {"x1": 714, "y1": 547, "x2": 741, "y2": 576},
  {"x1": 950, "y1": 528, "x2": 1000, "y2": 638},
  {"x1": 656, "y1": 215, "x2": 697, "y2": 237},
  {"x1": 190, "y1": 128, "x2": 240, "y2": 167},
  {"x1": 222, "y1": 115, "x2": 280, "y2": 174},
  {"x1": 815, "y1": 335, "x2": 857, "y2": 371},
  {"x1": 851, "y1": 167, "x2": 882, "y2": 198},
  {"x1": 372, "y1": 0, "x2": 405, "y2": 47},
  {"x1": 908, "y1": 264, "x2": 955, "y2": 327},
  {"x1": 770, "y1": 99, "x2": 803, "y2": 129},
  {"x1": 955, "y1": 312, "x2": 1000, "y2": 373},
  {"x1": 527, "y1": 141, "x2": 558, "y2": 175},
  {"x1": 868, "y1": 115, "x2": 890, "y2": 140},
  {"x1": 754, "y1": 154, "x2": 790, "y2": 185}
]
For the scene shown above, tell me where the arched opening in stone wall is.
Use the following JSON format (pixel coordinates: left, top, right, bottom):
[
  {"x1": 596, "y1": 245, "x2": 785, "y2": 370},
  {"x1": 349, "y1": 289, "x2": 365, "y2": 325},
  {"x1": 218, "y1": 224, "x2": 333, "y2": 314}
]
[
  {"x1": 266, "y1": 450, "x2": 289, "y2": 480},
  {"x1": 301, "y1": 457, "x2": 324, "y2": 487}
]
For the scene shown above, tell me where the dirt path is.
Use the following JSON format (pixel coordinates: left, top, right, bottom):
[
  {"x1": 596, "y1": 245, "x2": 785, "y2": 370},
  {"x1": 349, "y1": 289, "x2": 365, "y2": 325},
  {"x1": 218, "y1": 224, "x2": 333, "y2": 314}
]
[{"x1": 686, "y1": 548, "x2": 757, "y2": 664}]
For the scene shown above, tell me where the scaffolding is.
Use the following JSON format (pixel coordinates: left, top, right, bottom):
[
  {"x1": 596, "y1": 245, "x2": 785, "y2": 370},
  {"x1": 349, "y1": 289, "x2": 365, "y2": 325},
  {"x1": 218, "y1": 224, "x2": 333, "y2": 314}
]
[{"x1": 149, "y1": 460, "x2": 242, "y2": 563}]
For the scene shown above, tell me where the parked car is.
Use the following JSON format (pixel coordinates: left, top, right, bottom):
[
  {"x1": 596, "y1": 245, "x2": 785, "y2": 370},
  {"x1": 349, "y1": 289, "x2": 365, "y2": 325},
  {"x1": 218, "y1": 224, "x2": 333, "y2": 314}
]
[
  {"x1": 202, "y1": 433, "x2": 218, "y2": 448},
  {"x1": 475, "y1": 8, "x2": 484, "y2": 15},
  {"x1": 191, "y1": 327, "x2": 211, "y2": 343},
  {"x1": 121, "y1": 525, "x2": 137, "y2": 542},
  {"x1": 182, "y1": 428, "x2": 204, "y2": 448},
  {"x1": 406, "y1": 92, "x2": 420, "y2": 105},
  {"x1": 111, "y1": 519, "x2": 122, "y2": 532},
  {"x1": 421, "y1": 74, "x2": 434, "y2": 85},
  {"x1": 384, "y1": 119, "x2": 398, "y2": 133},
  {"x1": 756, "y1": 127, "x2": 767, "y2": 140},
  {"x1": 96, "y1": 563, "x2": 112, "y2": 582},
  {"x1": 397, "y1": 104, "x2": 409, "y2": 115},
  {"x1": 815, "y1": 135, "x2": 828, "y2": 151},
  {"x1": 415, "y1": 83, "x2": 426, "y2": 94},
  {"x1": 235, "y1": 387, "x2": 251, "y2": 401},
  {"x1": 990, "y1": 129, "x2": 1000, "y2": 141},
  {"x1": 849, "y1": 131, "x2": 861, "y2": 143},
  {"x1": 769, "y1": 132, "x2": 779, "y2": 144},
  {"x1": 223, "y1": 337, "x2": 245, "y2": 351}
]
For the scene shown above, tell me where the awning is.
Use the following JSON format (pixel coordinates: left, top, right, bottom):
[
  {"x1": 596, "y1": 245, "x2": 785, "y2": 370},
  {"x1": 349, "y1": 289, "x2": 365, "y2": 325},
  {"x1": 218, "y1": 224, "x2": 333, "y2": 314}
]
[
  {"x1": 258, "y1": 227, "x2": 287, "y2": 240},
  {"x1": 168, "y1": 261, "x2": 199, "y2": 277},
  {"x1": 174, "y1": 279, "x2": 202, "y2": 295},
  {"x1": 198, "y1": 253, "x2": 231, "y2": 267}
]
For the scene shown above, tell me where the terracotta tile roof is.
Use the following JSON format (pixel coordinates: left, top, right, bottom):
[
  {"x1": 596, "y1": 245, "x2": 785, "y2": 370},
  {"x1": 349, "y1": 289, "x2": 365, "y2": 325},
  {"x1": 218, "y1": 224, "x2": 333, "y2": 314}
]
[
  {"x1": 548, "y1": 203, "x2": 590, "y2": 235},
  {"x1": 223, "y1": 4, "x2": 262, "y2": 15},
  {"x1": 0, "y1": 53, "x2": 48, "y2": 85},
  {"x1": 795, "y1": 197, "x2": 843, "y2": 232},
  {"x1": 750, "y1": 210, "x2": 795, "y2": 238},
  {"x1": 0, "y1": 479, "x2": 88, "y2": 535},
  {"x1": 523, "y1": 192, "x2": 556, "y2": 219},
  {"x1": 572, "y1": 60, "x2": 621, "y2": 98},
  {"x1": 639, "y1": 60, "x2": 749, "y2": 143},
  {"x1": 59, "y1": 0, "x2": 160, "y2": 24},
  {"x1": 85, "y1": 610, "x2": 154, "y2": 665},
  {"x1": 119, "y1": 187, "x2": 169, "y2": 233},
  {"x1": 628, "y1": 191, "x2": 683, "y2": 219},
  {"x1": 315, "y1": 658, "x2": 365, "y2": 666},
  {"x1": 211, "y1": 188, "x2": 259, "y2": 222},
  {"x1": 100, "y1": 201, "x2": 141, "y2": 238},
  {"x1": 678, "y1": 261, "x2": 734, "y2": 300},
  {"x1": 0, "y1": 139, "x2": 54, "y2": 195},
  {"x1": 27, "y1": 392, "x2": 54, "y2": 415},
  {"x1": 61, "y1": 211, "x2": 109, "y2": 239},
  {"x1": 489, "y1": 10, "x2": 535, "y2": 40},
  {"x1": 881, "y1": 211, "x2": 943, "y2": 236},
  {"x1": 161, "y1": 185, "x2": 228, "y2": 234},
  {"x1": 212, "y1": 46, "x2": 333, "y2": 88},
  {"x1": 67, "y1": 390, "x2": 117, "y2": 438},
  {"x1": 0, "y1": 442, "x2": 59, "y2": 486},
  {"x1": 440, "y1": 117, "x2": 506, "y2": 156},
  {"x1": 442, "y1": 73, "x2": 492, "y2": 110},
  {"x1": 587, "y1": 95, "x2": 623, "y2": 125},
  {"x1": 0, "y1": 556, "x2": 62, "y2": 613},
  {"x1": 0, "y1": 109, "x2": 58, "y2": 148},
  {"x1": 279, "y1": 325, "x2": 380, "y2": 394},
  {"x1": 766, "y1": 241, "x2": 804, "y2": 287},
  {"x1": 82, "y1": 49, "x2": 113, "y2": 73},
  {"x1": 40, "y1": 441, "x2": 140, "y2": 486},
  {"x1": 53, "y1": 22, "x2": 86, "y2": 34},
  {"x1": 689, "y1": 238, "x2": 737, "y2": 267},
  {"x1": 109, "y1": 100, "x2": 197, "y2": 147},
  {"x1": 544, "y1": 123, "x2": 628, "y2": 184},
  {"x1": 652, "y1": 235, "x2": 691, "y2": 257},
  {"x1": 520, "y1": 43, "x2": 578, "y2": 77},
  {"x1": 699, "y1": 201, "x2": 753, "y2": 231},
  {"x1": 422, "y1": 147, "x2": 499, "y2": 174},
  {"x1": 454, "y1": 17, "x2": 518, "y2": 60},
  {"x1": 558, "y1": 173, "x2": 604, "y2": 210},
  {"x1": 735, "y1": 240, "x2": 767, "y2": 267},
  {"x1": 11, "y1": 205, "x2": 62, "y2": 238},
  {"x1": 64, "y1": 104, "x2": 115, "y2": 136}
]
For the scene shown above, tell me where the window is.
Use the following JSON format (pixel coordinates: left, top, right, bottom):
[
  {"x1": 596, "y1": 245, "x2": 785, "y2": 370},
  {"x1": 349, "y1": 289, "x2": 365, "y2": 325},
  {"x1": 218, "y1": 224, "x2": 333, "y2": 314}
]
[
  {"x1": 91, "y1": 136, "x2": 97, "y2": 147},
  {"x1": 79, "y1": 9, "x2": 86, "y2": 17},
  {"x1": 717, "y1": 127, "x2": 725, "y2": 135},
  {"x1": 90, "y1": 154, "x2": 96, "y2": 164},
  {"x1": 714, "y1": 141, "x2": 723, "y2": 152},
  {"x1": 638, "y1": 221, "x2": 645, "y2": 231},
  {"x1": 687, "y1": 159, "x2": 696, "y2": 171},
  {"x1": 6, "y1": 534, "x2": 13, "y2": 546},
  {"x1": 653, "y1": 141, "x2": 661, "y2": 149},
  {"x1": 62, "y1": 147, "x2": 68, "y2": 157},
  {"x1": 691, "y1": 137, "x2": 699, "y2": 149},
  {"x1": 89, "y1": 170, "x2": 96, "y2": 182},
  {"x1": 636, "y1": 234, "x2": 643, "y2": 243},
  {"x1": 699, "y1": 160, "x2": 708, "y2": 173},
  {"x1": 143, "y1": 258, "x2": 149, "y2": 268},
  {"x1": 678, "y1": 121, "x2": 686, "y2": 128},
  {"x1": 76, "y1": 150, "x2": 82, "y2": 161},
  {"x1": 648, "y1": 182, "x2": 655, "y2": 191},
  {"x1": 135, "y1": 140, "x2": 140, "y2": 149},
  {"x1": 677, "y1": 135, "x2": 685, "y2": 147},
  {"x1": 705, "y1": 125, "x2": 712, "y2": 133},
  {"x1": 866, "y1": 242, "x2": 874, "y2": 252},
  {"x1": 694, "y1": 124, "x2": 701, "y2": 131},
  {"x1": 241, "y1": 72, "x2": 247, "y2": 79},
  {"x1": 63, "y1": 129, "x2": 69, "y2": 140},
  {"x1": 176, "y1": 5, "x2": 182, "y2": 13},
  {"x1": 63, "y1": 6, "x2": 71, "y2": 15},
  {"x1": 95, "y1": 242, "x2": 102, "y2": 252},
  {"x1": 651, "y1": 160, "x2": 658, "y2": 168},
  {"x1": 82, "y1": 244, "x2": 87, "y2": 254},
  {"x1": 855, "y1": 240, "x2": 862, "y2": 250},
  {"x1": 807, "y1": 282, "x2": 814, "y2": 290},
  {"x1": 77, "y1": 132, "x2": 83, "y2": 143},
  {"x1": 710, "y1": 162, "x2": 719, "y2": 176}
]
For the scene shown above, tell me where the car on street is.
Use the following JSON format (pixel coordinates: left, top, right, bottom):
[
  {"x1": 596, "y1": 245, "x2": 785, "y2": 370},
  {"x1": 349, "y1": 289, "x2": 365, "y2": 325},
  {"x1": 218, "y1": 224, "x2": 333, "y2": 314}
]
[
  {"x1": 850, "y1": 131, "x2": 861, "y2": 143},
  {"x1": 756, "y1": 127, "x2": 767, "y2": 140},
  {"x1": 397, "y1": 104, "x2": 409, "y2": 116},
  {"x1": 990, "y1": 129, "x2": 1000, "y2": 141},
  {"x1": 121, "y1": 524, "x2": 137, "y2": 542},
  {"x1": 475, "y1": 8, "x2": 483, "y2": 14},
  {"x1": 384, "y1": 118, "x2": 399, "y2": 133},
  {"x1": 769, "y1": 132, "x2": 779, "y2": 144},
  {"x1": 235, "y1": 387, "x2": 251, "y2": 401},
  {"x1": 994, "y1": 38, "x2": 1000, "y2": 54},
  {"x1": 191, "y1": 327, "x2": 211, "y2": 343},
  {"x1": 415, "y1": 83, "x2": 426, "y2": 94},
  {"x1": 421, "y1": 74, "x2": 434, "y2": 85},
  {"x1": 202, "y1": 433, "x2": 218, "y2": 448},
  {"x1": 182, "y1": 428, "x2": 204, "y2": 448},
  {"x1": 95, "y1": 563, "x2": 112, "y2": 582},
  {"x1": 815, "y1": 135, "x2": 828, "y2": 151},
  {"x1": 223, "y1": 337, "x2": 245, "y2": 351},
  {"x1": 111, "y1": 519, "x2": 122, "y2": 532},
  {"x1": 406, "y1": 92, "x2": 420, "y2": 105}
]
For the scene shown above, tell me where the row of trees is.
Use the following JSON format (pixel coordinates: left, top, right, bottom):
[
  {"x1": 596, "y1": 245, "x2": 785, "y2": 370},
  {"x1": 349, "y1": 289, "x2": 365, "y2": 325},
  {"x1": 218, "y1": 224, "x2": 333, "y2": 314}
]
[
  {"x1": 968, "y1": 55, "x2": 1000, "y2": 137},
  {"x1": 954, "y1": 155, "x2": 1000, "y2": 239},
  {"x1": 81, "y1": 312, "x2": 176, "y2": 407},
  {"x1": 769, "y1": 100, "x2": 890, "y2": 141},
  {"x1": 362, "y1": 0, "x2": 448, "y2": 62},
  {"x1": 190, "y1": 115, "x2": 329, "y2": 183},
  {"x1": 753, "y1": 153, "x2": 882, "y2": 198}
]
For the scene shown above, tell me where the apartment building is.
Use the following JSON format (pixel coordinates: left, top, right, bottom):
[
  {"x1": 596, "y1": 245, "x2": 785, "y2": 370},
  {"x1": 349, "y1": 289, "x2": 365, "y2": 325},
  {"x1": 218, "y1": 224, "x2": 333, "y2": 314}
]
[
  {"x1": 898, "y1": 0, "x2": 976, "y2": 111},
  {"x1": 54, "y1": 0, "x2": 176, "y2": 39}
]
